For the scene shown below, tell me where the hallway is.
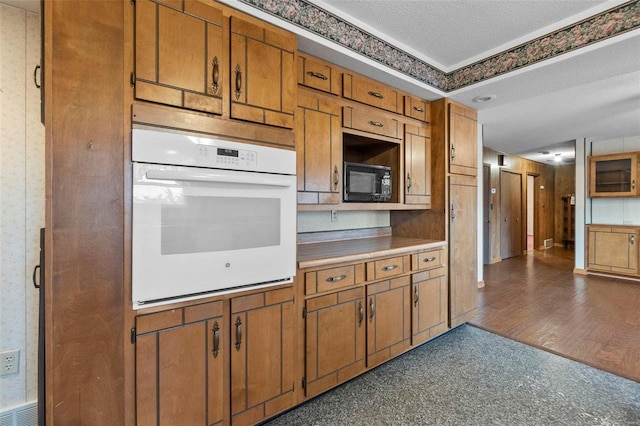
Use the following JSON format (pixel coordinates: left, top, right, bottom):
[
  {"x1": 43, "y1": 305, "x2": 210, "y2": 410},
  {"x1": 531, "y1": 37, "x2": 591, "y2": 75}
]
[{"x1": 470, "y1": 249, "x2": 640, "y2": 382}]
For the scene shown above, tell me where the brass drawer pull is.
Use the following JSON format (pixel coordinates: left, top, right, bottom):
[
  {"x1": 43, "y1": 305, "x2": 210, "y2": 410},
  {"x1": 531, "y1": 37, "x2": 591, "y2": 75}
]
[
  {"x1": 369, "y1": 121, "x2": 383, "y2": 127},
  {"x1": 307, "y1": 71, "x2": 328, "y2": 80},
  {"x1": 333, "y1": 165, "x2": 339, "y2": 190},
  {"x1": 234, "y1": 64, "x2": 242, "y2": 100},
  {"x1": 368, "y1": 91, "x2": 383, "y2": 99},
  {"x1": 326, "y1": 274, "x2": 347, "y2": 283},
  {"x1": 414, "y1": 285, "x2": 419, "y2": 307},
  {"x1": 382, "y1": 264, "x2": 398, "y2": 271},
  {"x1": 407, "y1": 173, "x2": 412, "y2": 191},
  {"x1": 451, "y1": 145, "x2": 456, "y2": 161},
  {"x1": 424, "y1": 256, "x2": 436, "y2": 262},
  {"x1": 631, "y1": 235, "x2": 636, "y2": 245},
  {"x1": 413, "y1": 106, "x2": 423, "y2": 112},
  {"x1": 211, "y1": 56, "x2": 219, "y2": 94},
  {"x1": 369, "y1": 298, "x2": 375, "y2": 320},
  {"x1": 212, "y1": 321, "x2": 220, "y2": 358},
  {"x1": 234, "y1": 316, "x2": 242, "y2": 351},
  {"x1": 358, "y1": 301, "x2": 364, "y2": 327}
]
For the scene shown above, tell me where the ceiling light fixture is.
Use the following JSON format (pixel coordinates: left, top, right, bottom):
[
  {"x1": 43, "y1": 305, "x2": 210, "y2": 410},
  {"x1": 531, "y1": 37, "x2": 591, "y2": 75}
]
[
  {"x1": 554, "y1": 153, "x2": 562, "y2": 162},
  {"x1": 472, "y1": 94, "x2": 496, "y2": 103}
]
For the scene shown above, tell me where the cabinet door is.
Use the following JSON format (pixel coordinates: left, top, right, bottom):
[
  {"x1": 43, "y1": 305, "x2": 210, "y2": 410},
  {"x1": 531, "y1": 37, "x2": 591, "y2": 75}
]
[
  {"x1": 135, "y1": 0, "x2": 224, "y2": 114},
  {"x1": 411, "y1": 268, "x2": 448, "y2": 346},
  {"x1": 589, "y1": 153, "x2": 639, "y2": 197},
  {"x1": 296, "y1": 89, "x2": 342, "y2": 205},
  {"x1": 588, "y1": 226, "x2": 639, "y2": 275},
  {"x1": 405, "y1": 124, "x2": 431, "y2": 205},
  {"x1": 135, "y1": 301, "x2": 225, "y2": 426},
  {"x1": 230, "y1": 16, "x2": 296, "y2": 128},
  {"x1": 449, "y1": 103, "x2": 477, "y2": 176},
  {"x1": 231, "y1": 287, "x2": 295, "y2": 426},
  {"x1": 449, "y1": 174, "x2": 478, "y2": 327},
  {"x1": 366, "y1": 276, "x2": 411, "y2": 368},
  {"x1": 304, "y1": 287, "x2": 365, "y2": 398}
]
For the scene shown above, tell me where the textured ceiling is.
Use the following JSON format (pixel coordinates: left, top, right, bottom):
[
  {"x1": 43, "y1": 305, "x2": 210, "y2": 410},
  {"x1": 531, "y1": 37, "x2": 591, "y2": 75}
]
[{"x1": 322, "y1": 0, "x2": 608, "y2": 70}]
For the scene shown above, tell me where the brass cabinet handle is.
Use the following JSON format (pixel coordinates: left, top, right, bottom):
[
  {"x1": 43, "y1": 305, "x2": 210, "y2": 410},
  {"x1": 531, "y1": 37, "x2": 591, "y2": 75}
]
[
  {"x1": 368, "y1": 91, "x2": 383, "y2": 99},
  {"x1": 407, "y1": 173, "x2": 412, "y2": 191},
  {"x1": 326, "y1": 274, "x2": 347, "y2": 283},
  {"x1": 212, "y1": 321, "x2": 220, "y2": 358},
  {"x1": 413, "y1": 106, "x2": 423, "y2": 112},
  {"x1": 234, "y1": 316, "x2": 242, "y2": 351},
  {"x1": 631, "y1": 235, "x2": 636, "y2": 245},
  {"x1": 333, "y1": 165, "x2": 339, "y2": 190},
  {"x1": 34, "y1": 65, "x2": 41, "y2": 89},
  {"x1": 382, "y1": 264, "x2": 398, "y2": 271},
  {"x1": 414, "y1": 285, "x2": 419, "y2": 307},
  {"x1": 451, "y1": 145, "x2": 456, "y2": 161},
  {"x1": 358, "y1": 301, "x2": 364, "y2": 327},
  {"x1": 369, "y1": 298, "x2": 375, "y2": 320},
  {"x1": 451, "y1": 204, "x2": 456, "y2": 221},
  {"x1": 632, "y1": 180, "x2": 636, "y2": 190},
  {"x1": 234, "y1": 64, "x2": 242, "y2": 100},
  {"x1": 307, "y1": 71, "x2": 327, "y2": 80},
  {"x1": 368, "y1": 121, "x2": 383, "y2": 127},
  {"x1": 424, "y1": 256, "x2": 436, "y2": 262},
  {"x1": 211, "y1": 56, "x2": 219, "y2": 94}
]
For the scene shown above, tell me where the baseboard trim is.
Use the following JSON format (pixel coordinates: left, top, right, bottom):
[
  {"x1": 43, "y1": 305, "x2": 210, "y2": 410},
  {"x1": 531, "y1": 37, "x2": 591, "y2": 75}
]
[
  {"x1": 489, "y1": 257, "x2": 501, "y2": 264},
  {"x1": 477, "y1": 280, "x2": 485, "y2": 289},
  {"x1": 573, "y1": 268, "x2": 587, "y2": 275}
]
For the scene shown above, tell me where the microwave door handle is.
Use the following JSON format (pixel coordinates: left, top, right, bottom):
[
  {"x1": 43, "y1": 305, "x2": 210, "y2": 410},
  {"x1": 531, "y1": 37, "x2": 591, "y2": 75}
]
[{"x1": 145, "y1": 169, "x2": 292, "y2": 187}]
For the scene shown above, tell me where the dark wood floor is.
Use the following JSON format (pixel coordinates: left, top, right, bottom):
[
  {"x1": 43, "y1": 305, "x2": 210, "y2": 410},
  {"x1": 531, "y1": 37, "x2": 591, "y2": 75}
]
[{"x1": 469, "y1": 248, "x2": 640, "y2": 383}]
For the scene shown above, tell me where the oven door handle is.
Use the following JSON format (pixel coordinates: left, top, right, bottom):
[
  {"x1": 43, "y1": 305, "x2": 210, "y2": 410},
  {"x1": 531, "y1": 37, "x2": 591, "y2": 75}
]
[{"x1": 145, "y1": 170, "x2": 292, "y2": 187}]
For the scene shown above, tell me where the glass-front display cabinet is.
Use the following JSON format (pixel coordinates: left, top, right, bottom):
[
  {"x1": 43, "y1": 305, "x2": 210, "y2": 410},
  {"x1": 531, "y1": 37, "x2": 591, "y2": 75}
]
[{"x1": 589, "y1": 152, "x2": 639, "y2": 198}]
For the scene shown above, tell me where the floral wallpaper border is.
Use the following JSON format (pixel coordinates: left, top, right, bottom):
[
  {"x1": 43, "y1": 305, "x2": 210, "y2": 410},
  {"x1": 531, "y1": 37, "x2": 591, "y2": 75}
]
[{"x1": 237, "y1": 0, "x2": 640, "y2": 92}]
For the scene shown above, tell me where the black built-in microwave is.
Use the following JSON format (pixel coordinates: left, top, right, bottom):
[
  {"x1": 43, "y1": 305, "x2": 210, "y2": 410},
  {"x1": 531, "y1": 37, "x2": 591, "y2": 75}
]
[{"x1": 343, "y1": 162, "x2": 392, "y2": 202}]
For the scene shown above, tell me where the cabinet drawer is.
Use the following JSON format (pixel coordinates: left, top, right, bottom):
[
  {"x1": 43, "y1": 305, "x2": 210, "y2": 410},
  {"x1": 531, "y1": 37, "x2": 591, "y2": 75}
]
[
  {"x1": 298, "y1": 54, "x2": 340, "y2": 95},
  {"x1": 305, "y1": 264, "x2": 365, "y2": 295},
  {"x1": 366, "y1": 256, "x2": 406, "y2": 281},
  {"x1": 343, "y1": 73, "x2": 400, "y2": 113},
  {"x1": 411, "y1": 249, "x2": 444, "y2": 271},
  {"x1": 404, "y1": 96, "x2": 430, "y2": 122},
  {"x1": 343, "y1": 106, "x2": 400, "y2": 139}
]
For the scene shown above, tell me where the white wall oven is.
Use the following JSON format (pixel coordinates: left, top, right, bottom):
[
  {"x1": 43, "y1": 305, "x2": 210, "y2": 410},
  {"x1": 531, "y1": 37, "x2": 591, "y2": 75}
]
[{"x1": 131, "y1": 128, "x2": 296, "y2": 308}]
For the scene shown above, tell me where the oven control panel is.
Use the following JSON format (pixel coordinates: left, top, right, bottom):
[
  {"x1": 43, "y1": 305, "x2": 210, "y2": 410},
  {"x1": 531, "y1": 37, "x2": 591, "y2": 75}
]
[{"x1": 197, "y1": 145, "x2": 257, "y2": 169}]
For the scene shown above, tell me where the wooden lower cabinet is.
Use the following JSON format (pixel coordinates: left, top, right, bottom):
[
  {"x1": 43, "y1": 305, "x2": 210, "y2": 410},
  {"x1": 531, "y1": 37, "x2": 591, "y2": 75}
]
[
  {"x1": 411, "y1": 268, "x2": 448, "y2": 346},
  {"x1": 135, "y1": 301, "x2": 225, "y2": 426},
  {"x1": 230, "y1": 287, "x2": 296, "y2": 425},
  {"x1": 304, "y1": 287, "x2": 366, "y2": 398},
  {"x1": 366, "y1": 276, "x2": 411, "y2": 367},
  {"x1": 587, "y1": 225, "x2": 639, "y2": 276}
]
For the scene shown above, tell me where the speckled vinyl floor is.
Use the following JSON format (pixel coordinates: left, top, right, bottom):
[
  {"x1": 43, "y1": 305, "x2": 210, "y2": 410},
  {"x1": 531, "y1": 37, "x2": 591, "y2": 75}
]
[{"x1": 265, "y1": 325, "x2": 640, "y2": 426}]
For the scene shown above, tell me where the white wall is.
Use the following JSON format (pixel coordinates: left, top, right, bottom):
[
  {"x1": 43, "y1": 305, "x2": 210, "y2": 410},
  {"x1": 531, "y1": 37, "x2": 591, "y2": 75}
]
[
  {"x1": 588, "y1": 136, "x2": 640, "y2": 226},
  {"x1": 0, "y1": 3, "x2": 44, "y2": 411},
  {"x1": 298, "y1": 211, "x2": 390, "y2": 233}
]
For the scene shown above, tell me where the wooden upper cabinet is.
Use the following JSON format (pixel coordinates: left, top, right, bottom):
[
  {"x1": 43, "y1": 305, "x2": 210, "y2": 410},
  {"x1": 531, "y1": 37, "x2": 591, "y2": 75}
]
[
  {"x1": 298, "y1": 53, "x2": 340, "y2": 95},
  {"x1": 449, "y1": 103, "x2": 478, "y2": 176},
  {"x1": 404, "y1": 123, "x2": 431, "y2": 206},
  {"x1": 342, "y1": 105, "x2": 400, "y2": 140},
  {"x1": 587, "y1": 225, "x2": 639, "y2": 276},
  {"x1": 296, "y1": 89, "x2": 342, "y2": 205},
  {"x1": 589, "y1": 152, "x2": 640, "y2": 198},
  {"x1": 230, "y1": 16, "x2": 296, "y2": 129},
  {"x1": 343, "y1": 72, "x2": 401, "y2": 113},
  {"x1": 135, "y1": 0, "x2": 225, "y2": 115},
  {"x1": 404, "y1": 95, "x2": 430, "y2": 122}
]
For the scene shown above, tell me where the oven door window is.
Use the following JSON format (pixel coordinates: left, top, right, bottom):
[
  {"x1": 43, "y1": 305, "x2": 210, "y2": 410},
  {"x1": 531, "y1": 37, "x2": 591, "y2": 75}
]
[{"x1": 161, "y1": 196, "x2": 280, "y2": 254}]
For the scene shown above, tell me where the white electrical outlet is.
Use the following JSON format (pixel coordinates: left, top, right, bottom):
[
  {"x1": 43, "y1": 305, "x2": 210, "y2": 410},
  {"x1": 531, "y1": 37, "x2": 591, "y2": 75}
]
[
  {"x1": 331, "y1": 210, "x2": 338, "y2": 222},
  {"x1": 0, "y1": 350, "x2": 20, "y2": 376}
]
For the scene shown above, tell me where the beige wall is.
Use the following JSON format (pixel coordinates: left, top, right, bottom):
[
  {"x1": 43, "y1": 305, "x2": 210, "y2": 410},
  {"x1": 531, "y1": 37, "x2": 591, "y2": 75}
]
[{"x1": 0, "y1": 3, "x2": 43, "y2": 410}]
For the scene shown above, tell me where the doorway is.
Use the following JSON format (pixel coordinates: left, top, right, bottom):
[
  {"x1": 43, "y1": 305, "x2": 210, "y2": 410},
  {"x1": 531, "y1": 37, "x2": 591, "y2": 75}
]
[
  {"x1": 483, "y1": 164, "x2": 491, "y2": 264},
  {"x1": 527, "y1": 175, "x2": 534, "y2": 251},
  {"x1": 500, "y1": 170, "x2": 522, "y2": 259}
]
